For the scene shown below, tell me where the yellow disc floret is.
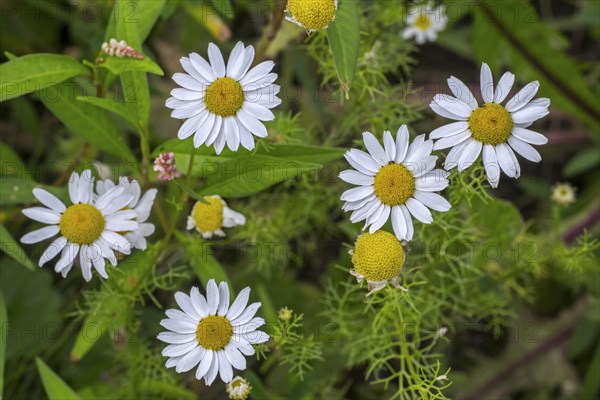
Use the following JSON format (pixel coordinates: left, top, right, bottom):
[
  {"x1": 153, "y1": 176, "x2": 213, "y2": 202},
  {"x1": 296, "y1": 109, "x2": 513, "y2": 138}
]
[
  {"x1": 192, "y1": 197, "x2": 224, "y2": 232},
  {"x1": 415, "y1": 14, "x2": 431, "y2": 30},
  {"x1": 205, "y1": 77, "x2": 244, "y2": 117},
  {"x1": 374, "y1": 163, "x2": 416, "y2": 206},
  {"x1": 59, "y1": 204, "x2": 105, "y2": 244},
  {"x1": 469, "y1": 103, "x2": 513, "y2": 145},
  {"x1": 287, "y1": 0, "x2": 337, "y2": 31},
  {"x1": 196, "y1": 315, "x2": 233, "y2": 350},
  {"x1": 352, "y1": 231, "x2": 405, "y2": 282}
]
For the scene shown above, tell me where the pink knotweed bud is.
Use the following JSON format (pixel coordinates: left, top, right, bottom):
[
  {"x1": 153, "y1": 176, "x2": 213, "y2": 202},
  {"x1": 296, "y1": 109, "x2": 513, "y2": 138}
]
[{"x1": 153, "y1": 152, "x2": 182, "y2": 181}]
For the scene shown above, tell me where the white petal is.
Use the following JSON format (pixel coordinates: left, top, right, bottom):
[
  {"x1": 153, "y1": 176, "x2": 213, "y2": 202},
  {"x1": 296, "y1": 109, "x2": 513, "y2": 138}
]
[
  {"x1": 511, "y1": 106, "x2": 549, "y2": 124},
  {"x1": 205, "y1": 352, "x2": 220, "y2": 385},
  {"x1": 234, "y1": 338, "x2": 255, "y2": 356},
  {"x1": 217, "y1": 282, "x2": 230, "y2": 316},
  {"x1": 237, "y1": 107, "x2": 268, "y2": 138},
  {"x1": 511, "y1": 127, "x2": 548, "y2": 145},
  {"x1": 430, "y1": 121, "x2": 469, "y2": 140},
  {"x1": 480, "y1": 62, "x2": 494, "y2": 103},
  {"x1": 68, "y1": 171, "x2": 80, "y2": 204},
  {"x1": 172, "y1": 73, "x2": 206, "y2": 91},
  {"x1": 245, "y1": 330, "x2": 269, "y2": 344},
  {"x1": 170, "y1": 88, "x2": 203, "y2": 101},
  {"x1": 363, "y1": 131, "x2": 388, "y2": 166},
  {"x1": 190, "y1": 287, "x2": 210, "y2": 318},
  {"x1": 394, "y1": 125, "x2": 410, "y2": 163},
  {"x1": 224, "y1": 343, "x2": 246, "y2": 370},
  {"x1": 239, "y1": 61, "x2": 275, "y2": 86},
  {"x1": 175, "y1": 346, "x2": 204, "y2": 373},
  {"x1": 341, "y1": 186, "x2": 374, "y2": 202},
  {"x1": 400, "y1": 205, "x2": 414, "y2": 240},
  {"x1": 162, "y1": 341, "x2": 199, "y2": 358},
  {"x1": 369, "y1": 205, "x2": 390, "y2": 233},
  {"x1": 224, "y1": 116, "x2": 241, "y2": 152},
  {"x1": 180, "y1": 57, "x2": 210, "y2": 83},
  {"x1": 100, "y1": 231, "x2": 131, "y2": 254},
  {"x1": 339, "y1": 170, "x2": 374, "y2": 186},
  {"x1": 496, "y1": 143, "x2": 519, "y2": 178},
  {"x1": 177, "y1": 113, "x2": 205, "y2": 140},
  {"x1": 448, "y1": 76, "x2": 478, "y2": 110},
  {"x1": 227, "y1": 287, "x2": 250, "y2": 321},
  {"x1": 345, "y1": 149, "x2": 379, "y2": 175},
  {"x1": 39, "y1": 236, "x2": 67, "y2": 266},
  {"x1": 232, "y1": 302, "x2": 260, "y2": 325},
  {"x1": 157, "y1": 332, "x2": 196, "y2": 344},
  {"x1": 430, "y1": 100, "x2": 467, "y2": 121},
  {"x1": 160, "y1": 318, "x2": 198, "y2": 334},
  {"x1": 20, "y1": 225, "x2": 59, "y2": 244},
  {"x1": 391, "y1": 206, "x2": 407, "y2": 241},
  {"x1": 189, "y1": 52, "x2": 217, "y2": 81},
  {"x1": 494, "y1": 72, "x2": 515, "y2": 103},
  {"x1": 218, "y1": 350, "x2": 233, "y2": 383},
  {"x1": 415, "y1": 171, "x2": 450, "y2": 192},
  {"x1": 507, "y1": 136, "x2": 542, "y2": 162},
  {"x1": 208, "y1": 43, "x2": 226, "y2": 78},
  {"x1": 206, "y1": 279, "x2": 220, "y2": 315},
  {"x1": 413, "y1": 191, "x2": 451, "y2": 212},
  {"x1": 405, "y1": 198, "x2": 433, "y2": 224},
  {"x1": 22, "y1": 207, "x2": 61, "y2": 224},
  {"x1": 77, "y1": 170, "x2": 94, "y2": 204},
  {"x1": 196, "y1": 349, "x2": 213, "y2": 380},
  {"x1": 433, "y1": 94, "x2": 472, "y2": 119},
  {"x1": 32, "y1": 189, "x2": 66, "y2": 213},
  {"x1": 243, "y1": 101, "x2": 275, "y2": 121},
  {"x1": 383, "y1": 130, "x2": 396, "y2": 161},
  {"x1": 225, "y1": 41, "x2": 245, "y2": 78},
  {"x1": 482, "y1": 144, "x2": 501, "y2": 188},
  {"x1": 505, "y1": 81, "x2": 540, "y2": 112},
  {"x1": 433, "y1": 129, "x2": 471, "y2": 150},
  {"x1": 79, "y1": 246, "x2": 93, "y2": 282},
  {"x1": 457, "y1": 139, "x2": 482, "y2": 172},
  {"x1": 175, "y1": 291, "x2": 201, "y2": 320}
]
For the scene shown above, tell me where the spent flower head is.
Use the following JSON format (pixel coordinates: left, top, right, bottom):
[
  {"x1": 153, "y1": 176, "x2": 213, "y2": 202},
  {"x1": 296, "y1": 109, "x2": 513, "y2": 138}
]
[
  {"x1": 101, "y1": 38, "x2": 143, "y2": 59},
  {"x1": 551, "y1": 182, "x2": 576, "y2": 206},
  {"x1": 153, "y1": 152, "x2": 182, "y2": 181}
]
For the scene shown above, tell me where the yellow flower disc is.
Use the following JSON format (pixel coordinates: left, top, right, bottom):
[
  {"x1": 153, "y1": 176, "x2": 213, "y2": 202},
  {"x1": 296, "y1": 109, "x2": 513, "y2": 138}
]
[
  {"x1": 373, "y1": 163, "x2": 416, "y2": 206},
  {"x1": 192, "y1": 197, "x2": 224, "y2": 232},
  {"x1": 469, "y1": 103, "x2": 513, "y2": 145},
  {"x1": 59, "y1": 204, "x2": 105, "y2": 244},
  {"x1": 352, "y1": 231, "x2": 405, "y2": 282},
  {"x1": 205, "y1": 77, "x2": 245, "y2": 117},
  {"x1": 287, "y1": 0, "x2": 337, "y2": 31},
  {"x1": 196, "y1": 315, "x2": 233, "y2": 350}
]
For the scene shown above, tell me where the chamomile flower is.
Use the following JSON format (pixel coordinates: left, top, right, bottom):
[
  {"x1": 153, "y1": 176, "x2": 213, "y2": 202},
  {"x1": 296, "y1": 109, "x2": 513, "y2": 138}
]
[
  {"x1": 349, "y1": 231, "x2": 406, "y2": 296},
  {"x1": 340, "y1": 126, "x2": 451, "y2": 241},
  {"x1": 158, "y1": 280, "x2": 269, "y2": 385},
  {"x1": 20, "y1": 170, "x2": 138, "y2": 281},
  {"x1": 285, "y1": 0, "x2": 338, "y2": 32},
  {"x1": 96, "y1": 177, "x2": 157, "y2": 250},
  {"x1": 430, "y1": 63, "x2": 550, "y2": 187},
  {"x1": 402, "y1": 2, "x2": 447, "y2": 45},
  {"x1": 186, "y1": 195, "x2": 246, "y2": 239},
  {"x1": 551, "y1": 182, "x2": 576, "y2": 206},
  {"x1": 226, "y1": 376, "x2": 252, "y2": 400},
  {"x1": 166, "y1": 42, "x2": 280, "y2": 154}
]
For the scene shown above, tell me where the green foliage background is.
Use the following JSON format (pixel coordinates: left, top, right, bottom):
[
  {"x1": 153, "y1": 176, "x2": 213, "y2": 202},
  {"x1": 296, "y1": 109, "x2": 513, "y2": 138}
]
[{"x1": 0, "y1": 0, "x2": 599, "y2": 399}]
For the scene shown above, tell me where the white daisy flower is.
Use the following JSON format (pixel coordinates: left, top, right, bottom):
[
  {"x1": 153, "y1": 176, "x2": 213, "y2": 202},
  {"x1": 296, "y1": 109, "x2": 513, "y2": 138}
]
[
  {"x1": 430, "y1": 63, "x2": 550, "y2": 187},
  {"x1": 96, "y1": 177, "x2": 157, "y2": 250},
  {"x1": 20, "y1": 170, "x2": 138, "y2": 281},
  {"x1": 226, "y1": 376, "x2": 252, "y2": 400},
  {"x1": 551, "y1": 182, "x2": 576, "y2": 206},
  {"x1": 285, "y1": 0, "x2": 338, "y2": 32},
  {"x1": 166, "y1": 42, "x2": 281, "y2": 154},
  {"x1": 340, "y1": 126, "x2": 451, "y2": 241},
  {"x1": 402, "y1": 2, "x2": 447, "y2": 45},
  {"x1": 186, "y1": 195, "x2": 246, "y2": 239},
  {"x1": 349, "y1": 230, "x2": 407, "y2": 296},
  {"x1": 158, "y1": 280, "x2": 269, "y2": 385}
]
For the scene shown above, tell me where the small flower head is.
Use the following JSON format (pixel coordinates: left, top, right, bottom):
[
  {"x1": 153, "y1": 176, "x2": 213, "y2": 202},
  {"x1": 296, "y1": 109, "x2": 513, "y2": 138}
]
[
  {"x1": 101, "y1": 38, "x2": 143, "y2": 59},
  {"x1": 285, "y1": 0, "x2": 338, "y2": 32},
  {"x1": 158, "y1": 280, "x2": 269, "y2": 385},
  {"x1": 402, "y1": 2, "x2": 447, "y2": 45},
  {"x1": 153, "y1": 152, "x2": 182, "y2": 181},
  {"x1": 186, "y1": 195, "x2": 246, "y2": 239},
  {"x1": 226, "y1": 376, "x2": 252, "y2": 400},
  {"x1": 551, "y1": 182, "x2": 576, "y2": 206},
  {"x1": 350, "y1": 230, "x2": 406, "y2": 296},
  {"x1": 278, "y1": 307, "x2": 293, "y2": 321}
]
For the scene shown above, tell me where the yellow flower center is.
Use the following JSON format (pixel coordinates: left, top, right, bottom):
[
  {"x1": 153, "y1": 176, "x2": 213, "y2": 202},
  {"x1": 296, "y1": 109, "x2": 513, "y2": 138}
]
[
  {"x1": 469, "y1": 103, "x2": 513, "y2": 145},
  {"x1": 59, "y1": 204, "x2": 105, "y2": 244},
  {"x1": 192, "y1": 197, "x2": 224, "y2": 232},
  {"x1": 196, "y1": 315, "x2": 233, "y2": 350},
  {"x1": 373, "y1": 163, "x2": 416, "y2": 206},
  {"x1": 205, "y1": 77, "x2": 244, "y2": 117},
  {"x1": 352, "y1": 231, "x2": 405, "y2": 282},
  {"x1": 287, "y1": 0, "x2": 337, "y2": 31},
  {"x1": 415, "y1": 14, "x2": 431, "y2": 30}
]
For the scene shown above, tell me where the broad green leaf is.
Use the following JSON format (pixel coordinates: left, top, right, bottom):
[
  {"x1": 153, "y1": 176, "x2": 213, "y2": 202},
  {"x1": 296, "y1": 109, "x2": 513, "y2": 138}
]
[
  {"x1": 40, "y1": 81, "x2": 135, "y2": 161},
  {"x1": 175, "y1": 232, "x2": 231, "y2": 292},
  {"x1": 76, "y1": 96, "x2": 139, "y2": 129},
  {"x1": 0, "y1": 54, "x2": 88, "y2": 102},
  {"x1": 36, "y1": 358, "x2": 80, "y2": 400},
  {"x1": 583, "y1": 342, "x2": 600, "y2": 399},
  {"x1": 563, "y1": 148, "x2": 600, "y2": 177},
  {"x1": 0, "y1": 292, "x2": 6, "y2": 397},
  {"x1": 0, "y1": 178, "x2": 67, "y2": 206},
  {"x1": 105, "y1": 0, "x2": 166, "y2": 43},
  {"x1": 97, "y1": 55, "x2": 164, "y2": 76},
  {"x1": 326, "y1": 0, "x2": 360, "y2": 95},
  {"x1": 0, "y1": 142, "x2": 32, "y2": 180},
  {"x1": 0, "y1": 224, "x2": 36, "y2": 271},
  {"x1": 473, "y1": 0, "x2": 600, "y2": 132},
  {"x1": 199, "y1": 155, "x2": 321, "y2": 198}
]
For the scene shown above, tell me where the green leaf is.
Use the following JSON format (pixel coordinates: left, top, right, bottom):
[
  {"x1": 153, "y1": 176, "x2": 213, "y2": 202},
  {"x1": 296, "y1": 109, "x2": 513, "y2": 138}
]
[
  {"x1": 76, "y1": 96, "x2": 139, "y2": 129},
  {"x1": 0, "y1": 54, "x2": 88, "y2": 102},
  {"x1": 0, "y1": 291, "x2": 6, "y2": 397},
  {"x1": 0, "y1": 142, "x2": 32, "y2": 180},
  {"x1": 199, "y1": 155, "x2": 321, "y2": 198},
  {"x1": 326, "y1": 0, "x2": 360, "y2": 96},
  {"x1": 36, "y1": 358, "x2": 80, "y2": 400},
  {"x1": 0, "y1": 178, "x2": 68, "y2": 206},
  {"x1": 0, "y1": 224, "x2": 36, "y2": 271},
  {"x1": 39, "y1": 81, "x2": 135, "y2": 161},
  {"x1": 175, "y1": 232, "x2": 231, "y2": 291},
  {"x1": 582, "y1": 341, "x2": 600, "y2": 399},
  {"x1": 97, "y1": 55, "x2": 164, "y2": 76},
  {"x1": 105, "y1": 0, "x2": 166, "y2": 44},
  {"x1": 209, "y1": 0, "x2": 234, "y2": 20},
  {"x1": 473, "y1": 0, "x2": 600, "y2": 132},
  {"x1": 563, "y1": 148, "x2": 600, "y2": 177}
]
